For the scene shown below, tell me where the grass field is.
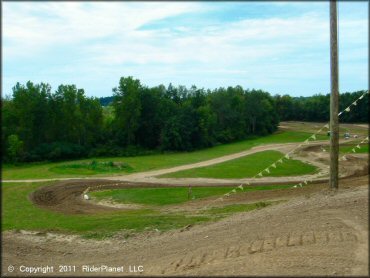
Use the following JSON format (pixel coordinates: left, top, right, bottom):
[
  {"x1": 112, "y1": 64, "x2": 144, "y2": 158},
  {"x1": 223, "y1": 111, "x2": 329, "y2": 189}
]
[
  {"x1": 2, "y1": 130, "x2": 327, "y2": 180},
  {"x1": 160, "y1": 150, "x2": 318, "y2": 179},
  {"x1": 2, "y1": 182, "x2": 289, "y2": 238},
  {"x1": 90, "y1": 184, "x2": 293, "y2": 206}
]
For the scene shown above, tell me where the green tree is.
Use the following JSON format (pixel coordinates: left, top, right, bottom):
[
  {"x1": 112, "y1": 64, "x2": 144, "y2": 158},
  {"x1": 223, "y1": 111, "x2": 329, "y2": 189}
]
[
  {"x1": 112, "y1": 77, "x2": 142, "y2": 146},
  {"x1": 7, "y1": 134, "x2": 24, "y2": 163},
  {"x1": 11, "y1": 81, "x2": 51, "y2": 151}
]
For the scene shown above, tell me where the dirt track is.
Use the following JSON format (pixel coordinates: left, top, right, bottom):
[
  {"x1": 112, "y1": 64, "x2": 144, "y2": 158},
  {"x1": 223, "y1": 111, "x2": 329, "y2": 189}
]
[
  {"x1": 25, "y1": 139, "x2": 367, "y2": 215},
  {"x1": 2, "y1": 136, "x2": 369, "y2": 276},
  {"x1": 1, "y1": 140, "x2": 347, "y2": 183},
  {"x1": 3, "y1": 138, "x2": 364, "y2": 185}
]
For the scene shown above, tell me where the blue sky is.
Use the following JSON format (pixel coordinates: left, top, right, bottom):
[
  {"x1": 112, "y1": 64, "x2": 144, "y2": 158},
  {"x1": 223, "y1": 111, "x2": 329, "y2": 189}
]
[{"x1": 2, "y1": 1, "x2": 368, "y2": 97}]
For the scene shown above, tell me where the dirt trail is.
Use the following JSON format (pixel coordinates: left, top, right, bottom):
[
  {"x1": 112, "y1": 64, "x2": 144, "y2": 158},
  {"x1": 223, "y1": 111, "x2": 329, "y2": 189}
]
[
  {"x1": 2, "y1": 139, "x2": 354, "y2": 183},
  {"x1": 2, "y1": 178, "x2": 368, "y2": 276},
  {"x1": 22, "y1": 138, "x2": 367, "y2": 215}
]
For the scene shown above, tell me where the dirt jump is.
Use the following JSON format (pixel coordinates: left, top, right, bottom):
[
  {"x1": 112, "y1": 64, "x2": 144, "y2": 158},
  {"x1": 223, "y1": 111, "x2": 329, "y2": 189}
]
[{"x1": 2, "y1": 138, "x2": 369, "y2": 276}]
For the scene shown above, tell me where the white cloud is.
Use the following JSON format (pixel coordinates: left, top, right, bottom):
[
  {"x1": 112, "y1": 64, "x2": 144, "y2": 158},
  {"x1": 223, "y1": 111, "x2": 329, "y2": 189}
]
[
  {"x1": 3, "y1": 2, "x2": 202, "y2": 58},
  {"x1": 85, "y1": 12, "x2": 333, "y2": 69},
  {"x1": 2, "y1": 2, "x2": 368, "y2": 96}
]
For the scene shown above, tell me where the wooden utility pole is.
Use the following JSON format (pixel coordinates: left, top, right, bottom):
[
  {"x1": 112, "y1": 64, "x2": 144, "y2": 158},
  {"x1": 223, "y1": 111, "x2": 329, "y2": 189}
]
[{"x1": 330, "y1": 0, "x2": 339, "y2": 189}]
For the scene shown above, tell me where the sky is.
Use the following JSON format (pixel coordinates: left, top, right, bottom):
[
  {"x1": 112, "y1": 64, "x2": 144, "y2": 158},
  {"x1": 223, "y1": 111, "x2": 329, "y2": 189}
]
[{"x1": 2, "y1": 1, "x2": 368, "y2": 98}]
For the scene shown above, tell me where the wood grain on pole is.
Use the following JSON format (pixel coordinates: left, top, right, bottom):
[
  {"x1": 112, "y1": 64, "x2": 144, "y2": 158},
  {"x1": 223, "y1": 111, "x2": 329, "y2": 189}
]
[{"x1": 330, "y1": 0, "x2": 339, "y2": 189}]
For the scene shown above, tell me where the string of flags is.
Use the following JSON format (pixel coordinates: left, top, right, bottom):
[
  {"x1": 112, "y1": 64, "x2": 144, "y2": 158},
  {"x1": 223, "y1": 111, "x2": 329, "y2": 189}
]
[
  {"x1": 203, "y1": 91, "x2": 368, "y2": 208},
  {"x1": 339, "y1": 136, "x2": 369, "y2": 161},
  {"x1": 338, "y1": 91, "x2": 368, "y2": 116},
  {"x1": 292, "y1": 136, "x2": 369, "y2": 188}
]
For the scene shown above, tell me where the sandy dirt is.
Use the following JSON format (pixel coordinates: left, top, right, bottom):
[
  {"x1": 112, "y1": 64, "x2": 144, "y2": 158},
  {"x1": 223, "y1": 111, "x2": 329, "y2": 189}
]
[{"x1": 2, "y1": 177, "x2": 368, "y2": 276}]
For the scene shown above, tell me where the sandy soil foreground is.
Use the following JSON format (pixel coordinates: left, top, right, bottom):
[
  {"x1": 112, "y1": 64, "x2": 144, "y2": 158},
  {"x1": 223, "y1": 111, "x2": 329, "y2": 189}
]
[{"x1": 2, "y1": 175, "x2": 368, "y2": 277}]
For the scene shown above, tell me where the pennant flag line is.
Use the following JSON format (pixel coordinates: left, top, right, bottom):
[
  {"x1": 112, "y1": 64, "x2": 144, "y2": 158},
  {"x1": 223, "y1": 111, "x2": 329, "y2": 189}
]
[{"x1": 202, "y1": 91, "x2": 368, "y2": 209}]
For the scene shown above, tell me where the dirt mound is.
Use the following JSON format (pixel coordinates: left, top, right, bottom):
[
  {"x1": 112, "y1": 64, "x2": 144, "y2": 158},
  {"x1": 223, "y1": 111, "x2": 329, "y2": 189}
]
[{"x1": 29, "y1": 180, "x2": 125, "y2": 214}]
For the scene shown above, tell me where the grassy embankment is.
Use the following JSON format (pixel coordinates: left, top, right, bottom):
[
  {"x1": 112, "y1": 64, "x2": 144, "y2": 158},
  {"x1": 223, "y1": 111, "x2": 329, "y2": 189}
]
[
  {"x1": 2, "y1": 130, "x2": 327, "y2": 180},
  {"x1": 2, "y1": 182, "x2": 289, "y2": 239}
]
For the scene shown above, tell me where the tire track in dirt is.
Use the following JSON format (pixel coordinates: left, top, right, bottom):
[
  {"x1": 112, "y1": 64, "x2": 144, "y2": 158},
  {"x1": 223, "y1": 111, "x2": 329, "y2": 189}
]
[{"x1": 162, "y1": 229, "x2": 359, "y2": 274}]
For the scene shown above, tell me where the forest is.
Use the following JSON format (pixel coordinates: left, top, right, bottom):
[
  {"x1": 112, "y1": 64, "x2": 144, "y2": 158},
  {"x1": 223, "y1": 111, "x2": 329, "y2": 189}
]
[{"x1": 2, "y1": 76, "x2": 368, "y2": 163}]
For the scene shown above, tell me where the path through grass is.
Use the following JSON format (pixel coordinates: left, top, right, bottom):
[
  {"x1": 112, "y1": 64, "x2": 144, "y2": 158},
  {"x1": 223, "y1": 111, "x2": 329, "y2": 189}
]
[
  {"x1": 160, "y1": 150, "x2": 318, "y2": 179},
  {"x1": 2, "y1": 182, "x2": 290, "y2": 239},
  {"x1": 2, "y1": 131, "x2": 327, "y2": 180}
]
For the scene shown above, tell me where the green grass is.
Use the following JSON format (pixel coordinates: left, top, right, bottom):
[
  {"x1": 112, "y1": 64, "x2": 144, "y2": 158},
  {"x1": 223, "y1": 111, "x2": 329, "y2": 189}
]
[
  {"x1": 160, "y1": 150, "x2": 318, "y2": 179},
  {"x1": 2, "y1": 130, "x2": 327, "y2": 180},
  {"x1": 205, "y1": 201, "x2": 272, "y2": 216},
  {"x1": 323, "y1": 144, "x2": 369, "y2": 154},
  {"x1": 91, "y1": 187, "x2": 232, "y2": 206},
  {"x1": 90, "y1": 184, "x2": 295, "y2": 206},
  {"x1": 2, "y1": 182, "x2": 290, "y2": 238}
]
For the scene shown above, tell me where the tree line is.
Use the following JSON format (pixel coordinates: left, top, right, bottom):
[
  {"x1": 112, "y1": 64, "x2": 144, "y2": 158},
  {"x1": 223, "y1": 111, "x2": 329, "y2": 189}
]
[
  {"x1": 2, "y1": 76, "x2": 368, "y2": 163},
  {"x1": 275, "y1": 91, "x2": 368, "y2": 123}
]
